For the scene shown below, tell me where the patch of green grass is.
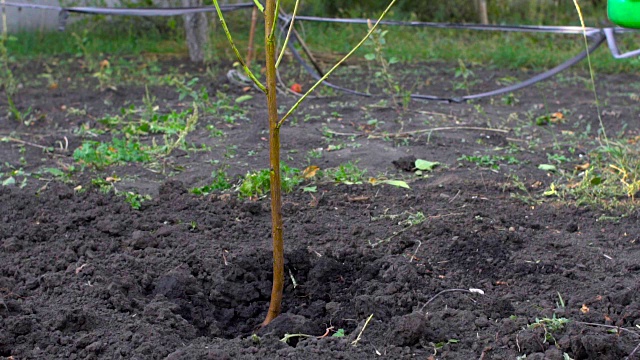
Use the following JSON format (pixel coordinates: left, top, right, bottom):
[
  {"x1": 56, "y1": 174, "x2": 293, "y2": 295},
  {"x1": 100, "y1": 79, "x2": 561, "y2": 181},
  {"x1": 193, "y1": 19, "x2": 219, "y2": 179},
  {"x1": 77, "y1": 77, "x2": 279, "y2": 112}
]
[
  {"x1": 73, "y1": 138, "x2": 151, "y2": 169},
  {"x1": 550, "y1": 141, "x2": 640, "y2": 209},
  {"x1": 7, "y1": 10, "x2": 639, "y2": 75},
  {"x1": 191, "y1": 169, "x2": 233, "y2": 196},
  {"x1": 301, "y1": 24, "x2": 640, "y2": 74},
  {"x1": 99, "y1": 107, "x2": 194, "y2": 137},
  {"x1": 6, "y1": 24, "x2": 184, "y2": 58},
  {"x1": 92, "y1": 99, "x2": 199, "y2": 159}
]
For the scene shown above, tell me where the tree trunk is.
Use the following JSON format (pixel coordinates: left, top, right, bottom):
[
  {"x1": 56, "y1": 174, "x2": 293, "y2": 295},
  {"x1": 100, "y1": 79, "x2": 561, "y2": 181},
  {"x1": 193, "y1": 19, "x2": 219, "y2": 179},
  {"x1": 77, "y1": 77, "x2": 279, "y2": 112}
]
[
  {"x1": 182, "y1": 0, "x2": 209, "y2": 62},
  {"x1": 478, "y1": 0, "x2": 489, "y2": 24},
  {"x1": 261, "y1": 0, "x2": 284, "y2": 328}
]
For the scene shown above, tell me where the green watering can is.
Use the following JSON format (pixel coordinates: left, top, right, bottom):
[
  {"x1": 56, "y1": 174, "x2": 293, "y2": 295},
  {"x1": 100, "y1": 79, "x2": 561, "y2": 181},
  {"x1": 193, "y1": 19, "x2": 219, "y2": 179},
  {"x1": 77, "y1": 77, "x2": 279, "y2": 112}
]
[{"x1": 608, "y1": 0, "x2": 640, "y2": 28}]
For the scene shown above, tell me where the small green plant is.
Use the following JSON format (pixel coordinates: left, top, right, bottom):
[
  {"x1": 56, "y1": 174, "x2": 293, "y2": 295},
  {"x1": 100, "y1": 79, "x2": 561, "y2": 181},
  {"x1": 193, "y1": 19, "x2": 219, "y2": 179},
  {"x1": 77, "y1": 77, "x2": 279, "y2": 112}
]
[
  {"x1": 90, "y1": 177, "x2": 150, "y2": 209},
  {"x1": 91, "y1": 177, "x2": 117, "y2": 193},
  {"x1": 458, "y1": 154, "x2": 520, "y2": 170},
  {"x1": 160, "y1": 104, "x2": 199, "y2": 156},
  {"x1": 556, "y1": 292, "x2": 565, "y2": 309},
  {"x1": 72, "y1": 30, "x2": 98, "y2": 73},
  {"x1": 363, "y1": 24, "x2": 410, "y2": 111},
  {"x1": 306, "y1": 149, "x2": 323, "y2": 161},
  {"x1": 1, "y1": 166, "x2": 29, "y2": 188},
  {"x1": 506, "y1": 174, "x2": 541, "y2": 206},
  {"x1": 171, "y1": 77, "x2": 207, "y2": 104},
  {"x1": 123, "y1": 191, "x2": 152, "y2": 210},
  {"x1": 547, "y1": 153, "x2": 570, "y2": 164},
  {"x1": 238, "y1": 165, "x2": 303, "y2": 198},
  {"x1": 432, "y1": 338, "x2": 460, "y2": 351},
  {"x1": 453, "y1": 59, "x2": 478, "y2": 93},
  {"x1": 325, "y1": 162, "x2": 367, "y2": 184},
  {"x1": 207, "y1": 125, "x2": 225, "y2": 138},
  {"x1": 191, "y1": 169, "x2": 233, "y2": 195},
  {"x1": 501, "y1": 93, "x2": 519, "y2": 106},
  {"x1": 73, "y1": 138, "x2": 151, "y2": 169},
  {"x1": 528, "y1": 315, "x2": 569, "y2": 345},
  {"x1": 36, "y1": 167, "x2": 76, "y2": 184}
]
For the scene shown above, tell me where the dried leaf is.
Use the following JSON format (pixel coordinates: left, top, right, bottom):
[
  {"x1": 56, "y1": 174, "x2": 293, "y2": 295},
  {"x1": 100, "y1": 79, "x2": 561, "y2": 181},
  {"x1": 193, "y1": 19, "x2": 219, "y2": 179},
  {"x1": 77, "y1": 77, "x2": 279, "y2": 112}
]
[
  {"x1": 581, "y1": 304, "x2": 590, "y2": 314},
  {"x1": 550, "y1": 112, "x2": 564, "y2": 123},
  {"x1": 575, "y1": 163, "x2": 590, "y2": 171},
  {"x1": 302, "y1": 165, "x2": 320, "y2": 179},
  {"x1": 290, "y1": 83, "x2": 303, "y2": 93},
  {"x1": 99, "y1": 59, "x2": 110, "y2": 70}
]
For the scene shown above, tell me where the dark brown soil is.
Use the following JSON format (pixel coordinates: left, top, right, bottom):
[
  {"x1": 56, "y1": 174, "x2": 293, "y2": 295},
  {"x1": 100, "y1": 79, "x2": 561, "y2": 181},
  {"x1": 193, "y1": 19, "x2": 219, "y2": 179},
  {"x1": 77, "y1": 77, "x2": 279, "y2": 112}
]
[{"x1": 1, "y1": 55, "x2": 640, "y2": 359}]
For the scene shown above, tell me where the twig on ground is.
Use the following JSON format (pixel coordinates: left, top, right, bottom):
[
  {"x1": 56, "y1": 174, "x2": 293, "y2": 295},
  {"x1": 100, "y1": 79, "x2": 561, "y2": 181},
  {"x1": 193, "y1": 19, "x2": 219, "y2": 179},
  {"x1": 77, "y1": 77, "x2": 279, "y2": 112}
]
[
  {"x1": 414, "y1": 110, "x2": 459, "y2": 121},
  {"x1": 409, "y1": 240, "x2": 422, "y2": 263},
  {"x1": 368, "y1": 126, "x2": 509, "y2": 139},
  {"x1": 317, "y1": 128, "x2": 361, "y2": 137},
  {"x1": 478, "y1": 346, "x2": 492, "y2": 360},
  {"x1": 2, "y1": 136, "x2": 52, "y2": 151},
  {"x1": 449, "y1": 190, "x2": 461, "y2": 203},
  {"x1": 627, "y1": 341, "x2": 640, "y2": 360},
  {"x1": 318, "y1": 326, "x2": 334, "y2": 339},
  {"x1": 351, "y1": 314, "x2": 374, "y2": 346},
  {"x1": 574, "y1": 321, "x2": 640, "y2": 337},
  {"x1": 419, "y1": 288, "x2": 484, "y2": 313}
]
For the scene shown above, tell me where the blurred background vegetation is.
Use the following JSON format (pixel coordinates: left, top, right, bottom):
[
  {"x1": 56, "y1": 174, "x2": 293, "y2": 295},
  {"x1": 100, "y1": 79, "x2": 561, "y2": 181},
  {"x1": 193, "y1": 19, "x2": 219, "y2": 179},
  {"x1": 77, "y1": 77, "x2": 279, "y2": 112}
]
[
  {"x1": 294, "y1": 0, "x2": 606, "y2": 25},
  {"x1": 7, "y1": 0, "x2": 638, "y2": 73}
]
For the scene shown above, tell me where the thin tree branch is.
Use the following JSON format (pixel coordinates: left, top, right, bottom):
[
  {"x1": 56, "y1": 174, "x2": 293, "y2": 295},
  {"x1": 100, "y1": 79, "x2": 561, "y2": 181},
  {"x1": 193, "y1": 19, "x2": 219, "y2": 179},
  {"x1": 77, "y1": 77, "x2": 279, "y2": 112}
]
[
  {"x1": 275, "y1": 0, "x2": 300, "y2": 68},
  {"x1": 212, "y1": 0, "x2": 266, "y2": 93},
  {"x1": 277, "y1": 0, "x2": 400, "y2": 128}
]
